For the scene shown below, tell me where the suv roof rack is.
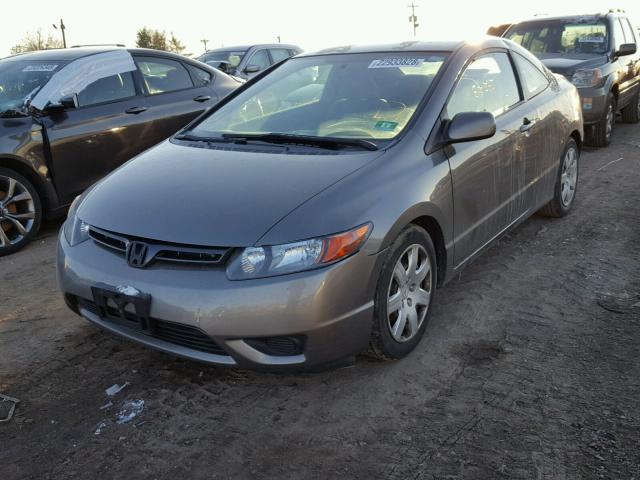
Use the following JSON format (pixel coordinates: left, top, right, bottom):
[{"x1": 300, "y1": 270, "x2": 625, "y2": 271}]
[{"x1": 70, "y1": 44, "x2": 126, "y2": 48}]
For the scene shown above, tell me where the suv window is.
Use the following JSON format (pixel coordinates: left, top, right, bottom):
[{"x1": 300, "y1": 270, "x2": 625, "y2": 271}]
[
  {"x1": 76, "y1": 72, "x2": 136, "y2": 107},
  {"x1": 447, "y1": 52, "x2": 521, "y2": 118},
  {"x1": 187, "y1": 64, "x2": 213, "y2": 87},
  {"x1": 247, "y1": 50, "x2": 271, "y2": 71},
  {"x1": 136, "y1": 57, "x2": 193, "y2": 95},
  {"x1": 513, "y1": 53, "x2": 549, "y2": 98},
  {"x1": 270, "y1": 49, "x2": 291, "y2": 63},
  {"x1": 620, "y1": 18, "x2": 637, "y2": 44},
  {"x1": 506, "y1": 20, "x2": 609, "y2": 56}
]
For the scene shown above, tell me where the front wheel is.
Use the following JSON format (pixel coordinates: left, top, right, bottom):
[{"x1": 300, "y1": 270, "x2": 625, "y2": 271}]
[
  {"x1": 587, "y1": 95, "x2": 615, "y2": 147},
  {"x1": 537, "y1": 139, "x2": 579, "y2": 218},
  {"x1": 621, "y1": 90, "x2": 640, "y2": 124},
  {"x1": 369, "y1": 225, "x2": 436, "y2": 360},
  {"x1": 0, "y1": 168, "x2": 42, "y2": 256}
]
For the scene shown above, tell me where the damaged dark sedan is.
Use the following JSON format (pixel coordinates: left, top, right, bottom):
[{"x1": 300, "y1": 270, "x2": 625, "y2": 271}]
[
  {"x1": 0, "y1": 47, "x2": 239, "y2": 255},
  {"x1": 58, "y1": 38, "x2": 583, "y2": 369}
]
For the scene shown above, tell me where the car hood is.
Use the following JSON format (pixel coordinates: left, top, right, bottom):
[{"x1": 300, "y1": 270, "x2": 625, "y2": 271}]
[
  {"x1": 538, "y1": 54, "x2": 608, "y2": 77},
  {"x1": 78, "y1": 140, "x2": 381, "y2": 247}
]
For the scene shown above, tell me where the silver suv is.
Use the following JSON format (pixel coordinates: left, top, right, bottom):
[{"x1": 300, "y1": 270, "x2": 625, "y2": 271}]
[{"x1": 504, "y1": 11, "x2": 640, "y2": 147}]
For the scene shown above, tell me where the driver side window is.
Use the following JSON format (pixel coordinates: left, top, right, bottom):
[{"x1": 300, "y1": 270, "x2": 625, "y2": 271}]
[
  {"x1": 247, "y1": 50, "x2": 271, "y2": 72},
  {"x1": 447, "y1": 52, "x2": 521, "y2": 119}
]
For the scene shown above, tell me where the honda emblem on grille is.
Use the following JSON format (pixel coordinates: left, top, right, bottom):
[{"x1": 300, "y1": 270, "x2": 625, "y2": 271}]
[{"x1": 127, "y1": 241, "x2": 149, "y2": 268}]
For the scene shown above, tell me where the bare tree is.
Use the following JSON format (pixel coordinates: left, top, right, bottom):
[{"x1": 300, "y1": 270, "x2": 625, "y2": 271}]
[{"x1": 10, "y1": 29, "x2": 63, "y2": 54}]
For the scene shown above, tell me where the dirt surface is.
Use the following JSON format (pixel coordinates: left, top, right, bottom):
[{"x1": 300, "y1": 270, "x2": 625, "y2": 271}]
[{"x1": 2, "y1": 123, "x2": 640, "y2": 480}]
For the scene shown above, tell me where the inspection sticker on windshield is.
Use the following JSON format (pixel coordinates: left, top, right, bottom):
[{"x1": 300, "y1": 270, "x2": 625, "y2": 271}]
[
  {"x1": 578, "y1": 36, "x2": 605, "y2": 43},
  {"x1": 369, "y1": 58, "x2": 424, "y2": 69},
  {"x1": 22, "y1": 64, "x2": 59, "y2": 72},
  {"x1": 374, "y1": 120, "x2": 399, "y2": 131}
]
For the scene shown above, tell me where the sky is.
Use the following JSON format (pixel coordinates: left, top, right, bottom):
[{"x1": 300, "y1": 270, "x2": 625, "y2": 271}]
[{"x1": 2, "y1": 0, "x2": 639, "y2": 57}]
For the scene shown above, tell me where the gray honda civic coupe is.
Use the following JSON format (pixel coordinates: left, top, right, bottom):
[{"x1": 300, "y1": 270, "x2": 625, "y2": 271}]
[{"x1": 57, "y1": 37, "x2": 583, "y2": 369}]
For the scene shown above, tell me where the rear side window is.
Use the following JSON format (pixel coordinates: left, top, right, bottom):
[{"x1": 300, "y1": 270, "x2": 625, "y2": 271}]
[
  {"x1": 136, "y1": 56, "x2": 193, "y2": 94},
  {"x1": 513, "y1": 53, "x2": 549, "y2": 98},
  {"x1": 270, "y1": 48, "x2": 291, "y2": 63},
  {"x1": 77, "y1": 72, "x2": 136, "y2": 107},
  {"x1": 187, "y1": 64, "x2": 213, "y2": 86},
  {"x1": 447, "y1": 52, "x2": 521, "y2": 118}
]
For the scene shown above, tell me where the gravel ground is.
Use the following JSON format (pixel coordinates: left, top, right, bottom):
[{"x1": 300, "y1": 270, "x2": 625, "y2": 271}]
[{"x1": 1, "y1": 123, "x2": 639, "y2": 480}]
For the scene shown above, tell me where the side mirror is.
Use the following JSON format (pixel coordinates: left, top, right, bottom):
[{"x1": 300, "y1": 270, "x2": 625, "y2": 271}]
[
  {"x1": 445, "y1": 112, "x2": 496, "y2": 144},
  {"x1": 244, "y1": 64, "x2": 261, "y2": 74},
  {"x1": 44, "y1": 94, "x2": 77, "y2": 112},
  {"x1": 616, "y1": 43, "x2": 637, "y2": 57}
]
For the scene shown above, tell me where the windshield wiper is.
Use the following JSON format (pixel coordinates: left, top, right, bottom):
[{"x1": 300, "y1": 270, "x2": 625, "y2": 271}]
[
  {"x1": 221, "y1": 133, "x2": 379, "y2": 151},
  {"x1": 0, "y1": 109, "x2": 29, "y2": 118},
  {"x1": 174, "y1": 133, "x2": 233, "y2": 143}
]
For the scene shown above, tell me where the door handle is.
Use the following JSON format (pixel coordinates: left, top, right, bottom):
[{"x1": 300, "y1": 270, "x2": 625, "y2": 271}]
[
  {"x1": 520, "y1": 117, "x2": 537, "y2": 133},
  {"x1": 193, "y1": 95, "x2": 211, "y2": 102},
  {"x1": 125, "y1": 106, "x2": 147, "y2": 114}
]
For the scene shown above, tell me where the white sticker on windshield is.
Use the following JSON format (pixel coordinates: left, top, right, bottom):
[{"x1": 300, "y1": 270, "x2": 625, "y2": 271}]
[
  {"x1": 578, "y1": 36, "x2": 605, "y2": 43},
  {"x1": 369, "y1": 58, "x2": 425, "y2": 69},
  {"x1": 22, "y1": 64, "x2": 59, "y2": 72}
]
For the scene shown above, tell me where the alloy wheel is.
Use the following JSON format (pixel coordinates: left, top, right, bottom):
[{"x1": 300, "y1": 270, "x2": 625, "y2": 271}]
[
  {"x1": 0, "y1": 175, "x2": 36, "y2": 248},
  {"x1": 605, "y1": 104, "x2": 614, "y2": 142},
  {"x1": 560, "y1": 146, "x2": 578, "y2": 207},
  {"x1": 386, "y1": 244, "x2": 432, "y2": 343}
]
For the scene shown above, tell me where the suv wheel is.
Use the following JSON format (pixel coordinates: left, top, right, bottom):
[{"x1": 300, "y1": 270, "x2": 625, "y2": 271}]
[
  {"x1": 0, "y1": 168, "x2": 42, "y2": 256},
  {"x1": 369, "y1": 225, "x2": 436, "y2": 360},
  {"x1": 538, "y1": 139, "x2": 579, "y2": 218},
  {"x1": 587, "y1": 95, "x2": 615, "y2": 147},
  {"x1": 621, "y1": 90, "x2": 640, "y2": 124}
]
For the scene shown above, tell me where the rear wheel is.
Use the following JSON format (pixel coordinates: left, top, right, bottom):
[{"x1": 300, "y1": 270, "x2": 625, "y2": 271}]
[
  {"x1": 587, "y1": 95, "x2": 615, "y2": 147},
  {"x1": 369, "y1": 225, "x2": 436, "y2": 360},
  {"x1": 538, "y1": 139, "x2": 579, "y2": 218},
  {"x1": 0, "y1": 168, "x2": 42, "y2": 256},
  {"x1": 621, "y1": 90, "x2": 640, "y2": 123}
]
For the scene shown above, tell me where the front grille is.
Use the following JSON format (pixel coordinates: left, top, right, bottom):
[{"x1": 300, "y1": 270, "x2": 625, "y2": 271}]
[
  {"x1": 76, "y1": 297, "x2": 228, "y2": 356},
  {"x1": 88, "y1": 226, "x2": 230, "y2": 267}
]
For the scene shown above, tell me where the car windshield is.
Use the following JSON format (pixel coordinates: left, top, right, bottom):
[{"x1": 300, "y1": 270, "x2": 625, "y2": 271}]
[
  {"x1": 189, "y1": 52, "x2": 447, "y2": 142},
  {"x1": 0, "y1": 59, "x2": 62, "y2": 113},
  {"x1": 506, "y1": 19, "x2": 610, "y2": 56},
  {"x1": 197, "y1": 49, "x2": 248, "y2": 71}
]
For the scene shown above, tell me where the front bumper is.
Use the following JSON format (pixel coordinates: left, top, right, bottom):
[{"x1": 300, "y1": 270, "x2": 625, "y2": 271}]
[
  {"x1": 576, "y1": 86, "x2": 608, "y2": 124},
  {"x1": 57, "y1": 229, "x2": 379, "y2": 369}
]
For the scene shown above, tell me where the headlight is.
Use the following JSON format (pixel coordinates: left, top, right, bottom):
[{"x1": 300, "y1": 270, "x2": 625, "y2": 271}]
[
  {"x1": 226, "y1": 223, "x2": 372, "y2": 280},
  {"x1": 63, "y1": 195, "x2": 90, "y2": 246},
  {"x1": 571, "y1": 68, "x2": 604, "y2": 88}
]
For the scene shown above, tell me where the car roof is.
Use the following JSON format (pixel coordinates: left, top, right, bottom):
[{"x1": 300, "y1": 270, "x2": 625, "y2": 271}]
[
  {"x1": 298, "y1": 38, "x2": 510, "y2": 57},
  {"x1": 204, "y1": 44, "x2": 300, "y2": 52},
  {"x1": 511, "y1": 12, "x2": 623, "y2": 25}
]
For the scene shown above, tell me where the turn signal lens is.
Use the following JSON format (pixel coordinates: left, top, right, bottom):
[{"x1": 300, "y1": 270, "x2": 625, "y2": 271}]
[{"x1": 320, "y1": 223, "x2": 372, "y2": 263}]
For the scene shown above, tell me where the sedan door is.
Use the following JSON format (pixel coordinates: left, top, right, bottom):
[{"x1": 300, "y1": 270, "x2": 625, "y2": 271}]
[
  {"x1": 43, "y1": 70, "x2": 151, "y2": 204},
  {"x1": 134, "y1": 55, "x2": 220, "y2": 147},
  {"x1": 444, "y1": 51, "x2": 527, "y2": 266}
]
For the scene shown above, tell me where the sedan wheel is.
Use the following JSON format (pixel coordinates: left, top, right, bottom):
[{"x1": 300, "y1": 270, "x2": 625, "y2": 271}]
[
  {"x1": 369, "y1": 225, "x2": 436, "y2": 360},
  {"x1": 0, "y1": 169, "x2": 42, "y2": 256},
  {"x1": 387, "y1": 244, "x2": 432, "y2": 342},
  {"x1": 560, "y1": 145, "x2": 578, "y2": 208}
]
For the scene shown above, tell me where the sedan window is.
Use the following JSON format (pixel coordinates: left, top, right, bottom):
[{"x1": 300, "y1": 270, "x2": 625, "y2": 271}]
[
  {"x1": 270, "y1": 49, "x2": 292, "y2": 63},
  {"x1": 187, "y1": 64, "x2": 213, "y2": 86},
  {"x1": 447, "y1": 52, "x2": 521, "y2": 118},
  {"x1": 247, "y1": 50, "x2": 271, "y2": 71},
  {"x1": 136, "y1": 57, "x2": 193, "y2": 95},
  {"x1": 512, "y1": 53, "x2": 549, "y2": 98},
  {"x1": 77, "y1": 72, "x2": 136, "y2": 107}
]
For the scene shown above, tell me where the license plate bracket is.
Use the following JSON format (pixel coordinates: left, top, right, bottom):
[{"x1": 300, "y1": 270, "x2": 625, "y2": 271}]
[{"x1": 91, "y1": 285, "x2": 154, "y2": 334}]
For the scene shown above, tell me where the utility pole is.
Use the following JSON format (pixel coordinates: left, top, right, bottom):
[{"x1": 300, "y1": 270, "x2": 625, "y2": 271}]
[
  {"x1": 277, "y1": 35, "x2": 281, "y2": 44},
  {"x1": 201, "y1": 38, "x2": 209, "y2": 52},
  {"x1": 52, "y1": 19, "x2": 67, "y2": 48},
  {"x1": 408, "y1": 3, "x2": 419, "y2": 37}
]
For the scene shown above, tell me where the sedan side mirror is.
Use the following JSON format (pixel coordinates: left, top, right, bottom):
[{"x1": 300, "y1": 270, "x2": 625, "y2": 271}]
[
  {"x1": 244, "y1": 64, "x2": 261, "y2": 74},
  {"x1": 44, "y1": 94, "x2": 77, "y2": 112},
  {"x1": 445, "y1": 112, "x2": 496, "y2": 144},
  {"x1": 616, "y1": 43, "x2": 637, "y2": 57}
]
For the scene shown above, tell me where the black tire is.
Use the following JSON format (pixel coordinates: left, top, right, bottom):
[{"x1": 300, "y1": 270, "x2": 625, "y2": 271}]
[
  {"x1": 621, "y1": 90, "x2": 640, "y2": 124},
  {"x1": 368, "y1": 225, "x2": 437, "y2": 360},
  {"x1": 586, "y1": 95, "x2": 615, "y2": 147},
  {"x1": 0, "y1": 168, "x2": 42, "y2": 256},
  {"x1": 538, "y1": 139, "x2": 579, "y2": 218}
]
